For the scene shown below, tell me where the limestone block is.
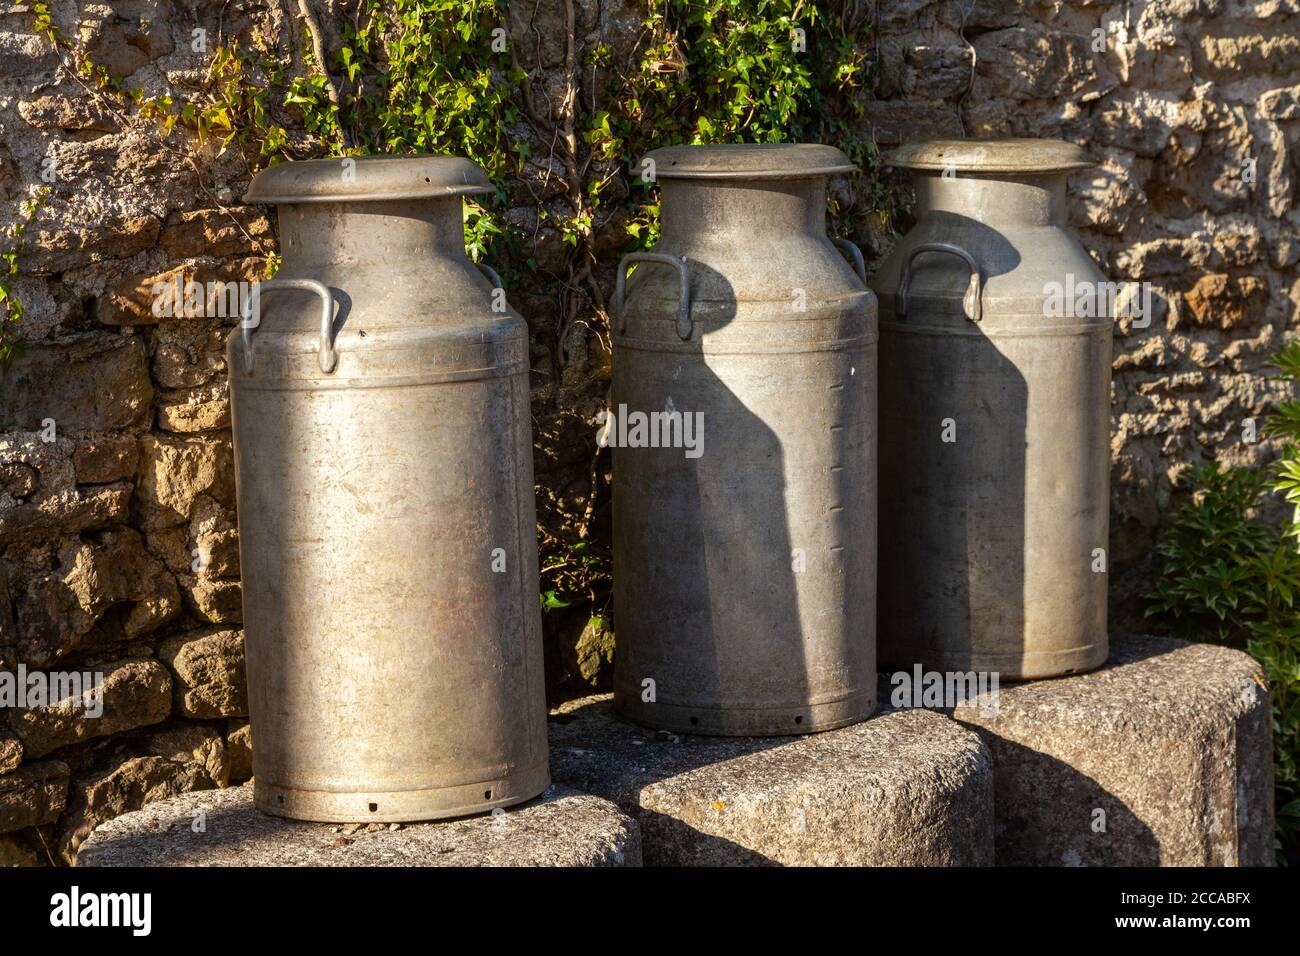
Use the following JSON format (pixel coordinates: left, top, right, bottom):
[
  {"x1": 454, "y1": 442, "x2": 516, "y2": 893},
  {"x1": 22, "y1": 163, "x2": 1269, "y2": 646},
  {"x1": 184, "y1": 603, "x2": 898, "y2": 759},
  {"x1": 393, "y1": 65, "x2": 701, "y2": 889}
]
[
  {"x1": 953, "y1": 634, "x2": 1273, "y2": 866},
  {"x1": 9, "y1": 659, "x2": 171, "y2": 757},
  {"x1": 159, "y1": 628, "x2": 248, "y2": 719},
  {"x1": 0, "y1": 760, "x2": 69, "y2": 833},
  {"x1": 0, "y1": 334, "x2": 152, "y2": 432},
  {"x1": 550, "y1": 696, "x2": 993, "y2": 866},
  {"x1": 77, "y1": 783, "x2": 642, "y2": 867}
]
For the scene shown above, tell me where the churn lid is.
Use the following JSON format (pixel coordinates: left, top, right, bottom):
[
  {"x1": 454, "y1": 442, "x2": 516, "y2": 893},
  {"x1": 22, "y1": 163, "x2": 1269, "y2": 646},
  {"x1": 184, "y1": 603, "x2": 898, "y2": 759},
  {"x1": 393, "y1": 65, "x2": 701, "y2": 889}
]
[
  {"x1": 643, "y1": 143, "x2": 856, "y2": 180},
  {"x1": 887, "y1": 138, "x2": 1093, "y2": 174},
  {"x1": 244, "y1": 155, "x2": 494, "y2": 203}
]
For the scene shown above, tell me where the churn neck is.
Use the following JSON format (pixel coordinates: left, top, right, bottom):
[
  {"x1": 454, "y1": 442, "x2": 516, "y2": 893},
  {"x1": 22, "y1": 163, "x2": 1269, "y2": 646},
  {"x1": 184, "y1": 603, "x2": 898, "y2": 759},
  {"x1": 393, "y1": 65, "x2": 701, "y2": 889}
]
[
  {"x1": 909, "y1": 173, "x2": 1069, "y2": 226},
  {"x1": 245, "y1": 154, "x2": 492, "y2": 266},
  {"x1": 660, "y1": 176, "x2": 835, "y2": 243},
  {"x1": 644, "y1": 143, "x2": 854, "y2": 244},
  {"x1": 275, "y1": 199, "x2": 467, "y2": 266},
  {"x1": 889, "y1": 138, "x2": 1092, "y2": 227}
]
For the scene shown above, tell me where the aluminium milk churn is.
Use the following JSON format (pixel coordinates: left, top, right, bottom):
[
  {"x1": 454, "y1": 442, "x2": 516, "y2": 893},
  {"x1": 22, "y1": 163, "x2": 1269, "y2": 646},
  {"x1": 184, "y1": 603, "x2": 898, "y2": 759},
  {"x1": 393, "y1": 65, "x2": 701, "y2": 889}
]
[
  {"x1": 610, "y1": 144, "x2": 877, "y2": 735},
  {"x1": 871, "y1": 139, "x2": 1112, "y2": 679},
  {"x1": 228, "y1": 156, "x2": 548, "y2": 821}
]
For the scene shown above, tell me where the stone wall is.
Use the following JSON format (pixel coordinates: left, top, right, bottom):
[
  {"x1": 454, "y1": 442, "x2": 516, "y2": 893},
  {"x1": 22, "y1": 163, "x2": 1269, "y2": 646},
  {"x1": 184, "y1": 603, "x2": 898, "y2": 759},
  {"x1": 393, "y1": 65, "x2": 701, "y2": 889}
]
[
  {"x1": 0, "y1": 0, "x2": 1296, "y2": 864},
  {"x1": 862, "y1": 0, "x2": 1300, "y2": 616}
]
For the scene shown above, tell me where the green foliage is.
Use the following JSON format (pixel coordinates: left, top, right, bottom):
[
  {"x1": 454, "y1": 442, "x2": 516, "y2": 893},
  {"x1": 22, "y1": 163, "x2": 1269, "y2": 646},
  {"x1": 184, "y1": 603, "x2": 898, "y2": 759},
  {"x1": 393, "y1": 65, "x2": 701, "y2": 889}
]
[
  {"x1": 1269, "y1": 340, "x2": 1300, "y2": 543},
  {"x1": 138, "y1": 44, "x2": 292, "y2": 163},
  {"x1": 1145, "y1": 347, "x2": 1300, "y2": 863},
  {"x1": 32, "y1": 1, "x2": 122, "y2": 95},
  {"x1": 609, "y1": 0, "x2": 881, "y2": 252},
  {"x1": 347, "y1": 0, "x2": 520, "y2": 171},
  {"x1": 285, "y1": 0, "x2": 521, "y2": 268},
  {"x1": 539, "y1": 540, "x2": 613, "y2": 616},
  {"x1": 1144, "y1": 465, "x2": 1281, "y2": 644},
  {"x1": 32, "y1": 5, "x2": 293, "y2": 167},
  {"x1": 0, "y1": 190, "x2": 51, "y2": 368},
  {"x1": 613, "y1": 1, "x2": 871, "y2": 148}
]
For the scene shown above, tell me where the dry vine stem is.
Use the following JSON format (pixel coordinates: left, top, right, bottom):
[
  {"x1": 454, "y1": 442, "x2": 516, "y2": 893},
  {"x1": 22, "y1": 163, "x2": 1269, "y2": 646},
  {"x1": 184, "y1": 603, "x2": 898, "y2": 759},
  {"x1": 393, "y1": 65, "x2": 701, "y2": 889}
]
[{"x1": 290, "y1": 0, "x2": 352, "y2": 148}]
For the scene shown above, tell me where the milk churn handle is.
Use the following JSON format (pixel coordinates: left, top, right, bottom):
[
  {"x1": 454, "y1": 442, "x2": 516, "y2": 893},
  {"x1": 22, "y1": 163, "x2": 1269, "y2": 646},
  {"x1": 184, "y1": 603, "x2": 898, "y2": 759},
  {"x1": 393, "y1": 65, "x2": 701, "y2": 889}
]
[
  {"x1": 476, "y1": 263, "x2": 505, "y2": 301},
  {"x1": 240, "y1": 278, "x2": 338, "y2": 374},
  {"x1": 613, "y1": 253, "x2": 692, "y2": 341},
  {"x1": 832, "y1": 238, "x2": 867, "y2": 284},
  {"x1": 897, "y1": 242, "x2": 983, "y2": 323}
]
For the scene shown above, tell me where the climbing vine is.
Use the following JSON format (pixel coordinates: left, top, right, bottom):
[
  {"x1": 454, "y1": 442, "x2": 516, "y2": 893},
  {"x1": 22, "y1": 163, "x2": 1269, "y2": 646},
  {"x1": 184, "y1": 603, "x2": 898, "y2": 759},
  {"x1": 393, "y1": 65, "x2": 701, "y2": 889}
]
[
  {"x1": 33, "y1": 0, "x2": 311, "y2": 178},
  {"x1": 600, "y1": 0, "x2": 881, "y2": 250},
  {"x1": 136, "y1": 42, "x2": 294, "y2": 164},
  {"x1": 0, "y1": 189, "x2": 50, "y2": 367},
  {"x1": 32, "y1": 2, "x2": 120, "y2": 95}
]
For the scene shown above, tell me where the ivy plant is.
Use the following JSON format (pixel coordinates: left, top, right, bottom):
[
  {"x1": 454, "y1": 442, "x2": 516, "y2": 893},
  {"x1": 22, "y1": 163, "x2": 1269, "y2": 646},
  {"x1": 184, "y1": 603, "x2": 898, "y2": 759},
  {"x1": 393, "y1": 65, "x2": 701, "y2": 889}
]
[{"x1": 0, "y1": 190, "x2": 50, "y2": 368}]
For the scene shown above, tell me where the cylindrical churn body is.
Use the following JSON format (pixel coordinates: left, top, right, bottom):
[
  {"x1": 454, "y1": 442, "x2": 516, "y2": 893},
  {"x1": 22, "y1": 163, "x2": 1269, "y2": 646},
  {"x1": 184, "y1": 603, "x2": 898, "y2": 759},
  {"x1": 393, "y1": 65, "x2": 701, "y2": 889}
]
[
  {"x1": 227, "y1": 157, "x2": 548, "y2": 821},
  {"x1": 611, "y1": 144, "x2": 878, "y2": 735},
  {"x1": 871, "y1": 139, "x2": 1112, "y2": 679}
]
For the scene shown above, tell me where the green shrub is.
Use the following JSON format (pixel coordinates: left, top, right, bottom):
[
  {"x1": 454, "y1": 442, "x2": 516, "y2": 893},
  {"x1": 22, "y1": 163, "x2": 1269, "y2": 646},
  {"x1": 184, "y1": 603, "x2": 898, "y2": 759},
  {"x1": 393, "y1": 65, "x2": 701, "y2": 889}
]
[{"x1": 1145, "y1": 342, "x2": 1300, "y2": 864}]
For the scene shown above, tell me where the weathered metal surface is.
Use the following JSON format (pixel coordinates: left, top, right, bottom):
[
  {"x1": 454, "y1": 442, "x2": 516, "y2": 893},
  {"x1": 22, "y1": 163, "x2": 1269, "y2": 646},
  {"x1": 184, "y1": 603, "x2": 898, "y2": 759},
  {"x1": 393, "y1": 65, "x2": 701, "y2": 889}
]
[
  {"x1": 227, "y1": 156, "x2": 548, "y2": 822},
  {"x1": 611, "y1": 144, "x2": 878, "y2": 736},
  {"x1": 872, "y1": 138, "x2": 1111, "y2": 679}
]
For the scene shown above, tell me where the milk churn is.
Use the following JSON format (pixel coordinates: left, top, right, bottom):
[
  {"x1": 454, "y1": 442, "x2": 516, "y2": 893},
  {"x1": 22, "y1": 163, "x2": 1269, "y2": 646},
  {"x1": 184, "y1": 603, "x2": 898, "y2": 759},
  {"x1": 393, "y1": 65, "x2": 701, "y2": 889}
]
[
  {"x1": 228, "y1": 156, "x2": 549, "y2": 821},
  {"x1": 611, "y1": 144, "x2": 877, "y2": 735},
  {"x1": 872, "y1": 139, "x2": 1111, "y2": 679}
]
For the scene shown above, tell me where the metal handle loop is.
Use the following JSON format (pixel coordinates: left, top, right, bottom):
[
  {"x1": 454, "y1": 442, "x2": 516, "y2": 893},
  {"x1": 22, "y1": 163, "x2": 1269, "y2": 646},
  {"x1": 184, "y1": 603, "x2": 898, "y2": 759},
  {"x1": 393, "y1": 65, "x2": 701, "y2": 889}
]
[
  {"x1": 832, "y1": 238, "x2": 867, "y2": 284},
  {"x1": 897, "y1": 242, "x2": 983, "y2": 323},
  {"x1": 613, "y1": 253, "x2": 692, "y2": 341},
  {"x1": 241, "y1": 278, "x2": 338, "y2": 374},
  {"x1": 476, "y1": 263, "x2": 504, "y2": 297}
]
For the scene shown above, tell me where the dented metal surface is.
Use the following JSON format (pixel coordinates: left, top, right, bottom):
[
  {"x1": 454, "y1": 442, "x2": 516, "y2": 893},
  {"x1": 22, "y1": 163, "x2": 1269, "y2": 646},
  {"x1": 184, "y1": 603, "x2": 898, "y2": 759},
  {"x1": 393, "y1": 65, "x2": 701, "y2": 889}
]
[{"x1": 227, "y1": 156, "x2": 548, "y2": 822}]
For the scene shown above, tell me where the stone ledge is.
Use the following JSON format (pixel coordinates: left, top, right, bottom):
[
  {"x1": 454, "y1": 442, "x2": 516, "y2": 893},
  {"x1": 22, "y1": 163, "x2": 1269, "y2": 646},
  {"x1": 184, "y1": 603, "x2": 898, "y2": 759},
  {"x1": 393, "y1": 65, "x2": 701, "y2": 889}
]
[
  {"x1": 949, "y1": 633, "x2": 1274, "y2": 866},
  {"x1": 76, "y1": 783, "x2": 641, "y2": 867},
  {"x1": 549, "y1": 697, "x2": 993, "y2": 865}
]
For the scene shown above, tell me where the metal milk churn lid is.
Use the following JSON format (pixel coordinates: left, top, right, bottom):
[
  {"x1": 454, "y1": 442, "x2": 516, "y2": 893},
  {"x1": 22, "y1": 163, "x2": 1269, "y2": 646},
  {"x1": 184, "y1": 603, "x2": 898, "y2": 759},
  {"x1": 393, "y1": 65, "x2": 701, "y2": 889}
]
[
  {"x1": 227, "y1": 156, "x2": 549, "y2": 821},
  {"x1": 610, "y1": 143, "x2": 879, "y2": 735},
  {"x1": 871, "y1": 139, "x2": 1112, "y2": 680}
]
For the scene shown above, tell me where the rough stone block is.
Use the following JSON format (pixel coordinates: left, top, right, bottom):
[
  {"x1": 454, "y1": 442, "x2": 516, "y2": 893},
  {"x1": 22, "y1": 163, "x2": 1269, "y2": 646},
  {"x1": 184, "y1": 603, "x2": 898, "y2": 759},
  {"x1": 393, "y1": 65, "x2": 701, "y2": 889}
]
[
  {"x1": 135, "y1": 434, "x2": 235, "y2": 531},
  {"x1": 16, "y1": 529, "x2": 181, "y2": 666},
  {"x1": 159, "y1": 208, "x2": 271, "y2": 260},
  {"x1": 0, "y1": 731, "x2": 21, "y2": 774},
  {"x1": 77, "y1": 783, "x2": 641, "y2": 867},
  {"x1": 952, "y1": 634, "x2": 1273, "y2": 866},
  {"x1": 225, "y1": 722, "x2": 252, "y2": 783},
  {"x1": 159, "y1": 628, "x2": 248, "y2": 718},
  {"x1": 0, "y1": 760, "x2": 69, "y2": 833},
  {"x1": 0, "y1": 435, "x2": 134, "y2": 547},
  {"x1": 157, "y1": 394, "x2": 230, "y2": 433},
  {"x1": 9, "y1": 659, "x2": 172, "y2": 757},
  {"x1": 0, "y1": 334, "x2": 152, "y2": 432},
  {"x1": 550, "y1": 696, "x2": 993, "y2": 865},
  {"x1": 72, "y1": 433, "x2": 140, "y2": 485}
]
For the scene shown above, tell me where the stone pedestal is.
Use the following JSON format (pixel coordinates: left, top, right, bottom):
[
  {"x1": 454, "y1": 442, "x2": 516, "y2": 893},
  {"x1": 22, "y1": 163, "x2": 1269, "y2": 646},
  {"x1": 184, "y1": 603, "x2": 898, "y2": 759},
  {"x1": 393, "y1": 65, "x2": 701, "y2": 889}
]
[
  {"x1": 549, "y1": 696, "x2": 993, "y2": 865},
  {"x1": 76, "y1": 783, "x2": 641, "y2": 867},
  {"x1": 950, "y1": 633, "x2": 1274, "y2": 866}
]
